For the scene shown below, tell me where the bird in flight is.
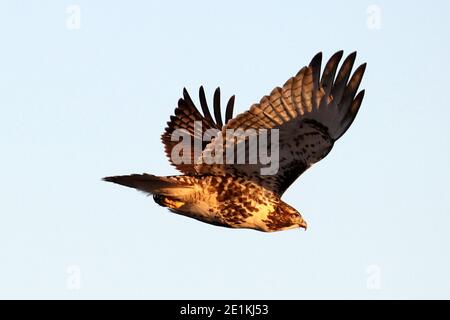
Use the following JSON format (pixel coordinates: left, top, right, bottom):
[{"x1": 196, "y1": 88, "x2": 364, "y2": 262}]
[{"x1": 104, "y1": 51, "x2": 366, "y2": 232}]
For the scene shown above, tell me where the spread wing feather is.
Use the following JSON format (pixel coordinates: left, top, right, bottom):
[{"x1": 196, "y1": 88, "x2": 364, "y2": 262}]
[
  {"x1": 194, "y1": 51, "x2": 366, "y2": 195},
  {"x1": 161, "y1": 87, "x2": 235, "y2": 174}
]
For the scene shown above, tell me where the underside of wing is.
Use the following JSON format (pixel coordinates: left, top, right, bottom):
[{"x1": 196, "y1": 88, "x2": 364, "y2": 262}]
[
  {"x1": 195, "y1": 51, "x2": 366, "y2": 195},
  {"x1": 161, "y1": 87, "x2": 235, "y2": 174}
]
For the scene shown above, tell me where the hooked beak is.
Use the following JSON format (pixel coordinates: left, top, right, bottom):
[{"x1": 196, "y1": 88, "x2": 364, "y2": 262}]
[{"x1": 299, "y1": 219, "x2": 308, "y2": 231}]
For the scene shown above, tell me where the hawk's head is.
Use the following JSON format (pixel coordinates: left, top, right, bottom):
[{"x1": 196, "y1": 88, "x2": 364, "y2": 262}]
[{"x1": 264, "y1": 201, "x2": 307, "y2": 232}]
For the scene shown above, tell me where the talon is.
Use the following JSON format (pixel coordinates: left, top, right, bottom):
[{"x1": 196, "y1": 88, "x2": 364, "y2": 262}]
[{"x1": 153, "y1": 194, "x2": 184, "y2": 209}]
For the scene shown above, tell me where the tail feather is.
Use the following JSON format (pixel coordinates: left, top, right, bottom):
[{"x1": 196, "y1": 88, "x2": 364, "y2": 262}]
[{"x1": 103, "y1": 174, "x2": 193, "y2": 196}]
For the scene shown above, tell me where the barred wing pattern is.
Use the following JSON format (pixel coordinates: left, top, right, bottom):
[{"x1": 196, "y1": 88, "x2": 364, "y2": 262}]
[
  {"x1": 195, "y1": 51, "x2": 366, "y2": 195},
  {"x1": 161, "y1": 87, "x2": 235, "y2": 174}
]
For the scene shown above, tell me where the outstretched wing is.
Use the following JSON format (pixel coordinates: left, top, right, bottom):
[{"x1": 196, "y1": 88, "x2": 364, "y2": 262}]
[
  {"x1": 161, "y1": 87, "x2": 235, "y2": 174},
  {"x1": 195, "y1": 51, "x2": 366, "y2": 195}
]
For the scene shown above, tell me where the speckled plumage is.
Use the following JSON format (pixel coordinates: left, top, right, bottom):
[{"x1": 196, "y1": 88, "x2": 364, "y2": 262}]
[{"x1": 104, "y1": 51, "x2": 366, "y2": 232}]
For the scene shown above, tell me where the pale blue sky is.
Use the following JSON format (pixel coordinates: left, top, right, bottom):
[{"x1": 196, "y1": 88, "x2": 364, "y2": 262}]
[{"x1": 0, "y1": 1, "x2": 449, "y2": 299}]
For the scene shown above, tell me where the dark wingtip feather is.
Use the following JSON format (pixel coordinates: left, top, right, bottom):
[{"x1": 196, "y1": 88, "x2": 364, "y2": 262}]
[
  {"x1": 335, "y1": 89, "x2": 365, "y2": 140},
  {"x1": 329, "y1": 50, "x2": 344, "y2": 66},
  {"x1": 309, "y1": 52, "x2": 323, "y2": 108},
  {"x1": 331, "y1": 52, "x2": 358, "y2": 103},
  {"x1": 309, "y1": 52, "x2": 322, "y2": 68},
  {"x1": 225, "y1": 95, "x2": 235, "y2": 124},
  {"x1": 341, "y1": 63, "x2": 367, "y2": 105},
  {"x1": 352, "y1": 62, "x2": 367, "y2": 90},
  {"x1": 351, "y1": 89, "x2": 365, "y2": 113},
  {"x1": 199, "y1": 86, "x2": 215, "y2": 125},
  {"x1": 309, "y1": 52, "x2": 322, "y2": 84},
  {"x1": 359, "y1": 62, "x2": 367, "y2": 77},
  {"x1": 213, "y1": 87, "x2": 223, "y2": 127},
  {"x1": 182, "y1": 87, "x2": 194, "y2": 105},
  {"x1": 320, "y1": 50, "x2": 344, "y2": 92}
]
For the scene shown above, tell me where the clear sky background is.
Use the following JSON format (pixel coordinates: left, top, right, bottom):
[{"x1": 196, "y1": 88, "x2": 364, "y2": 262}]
[{"x1": 0, "y1": 1, "x2": 449, "y2": 299}]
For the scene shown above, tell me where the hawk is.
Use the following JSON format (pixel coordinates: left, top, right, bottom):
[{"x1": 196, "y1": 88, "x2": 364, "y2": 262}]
[{"x1": 104, "y1": 51, "x2": 366, "y2": 232}]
